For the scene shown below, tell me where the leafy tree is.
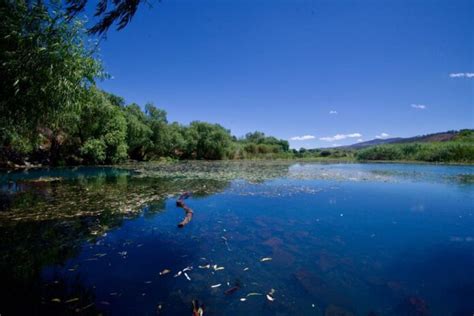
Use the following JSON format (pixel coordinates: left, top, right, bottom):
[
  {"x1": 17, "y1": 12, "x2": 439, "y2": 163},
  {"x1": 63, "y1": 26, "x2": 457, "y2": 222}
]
[
  {"x1": 66, "y1": 0, "x2": 150, "y2": 34},
  {"x1": 242, "y1": 131, "x2": 289, "y2": 154},
  {"x1": 0, "y1": 0, "x2": 102, "y2": 158},
  {"x1": 77, "y1": 88, "x2": 128, "y2": 164},
  {"x1": 162, "y1": 122, "x2": 187, "y2": 159},
  {"x1": 185, "y1": 122, "x2": 233, "y2": 160},
  {"x1": 123, "y1": 104, "x2": 152, "y2": 160},
  {"x1": 145, "y1": 103, "x2": 169, "y2": 157}
]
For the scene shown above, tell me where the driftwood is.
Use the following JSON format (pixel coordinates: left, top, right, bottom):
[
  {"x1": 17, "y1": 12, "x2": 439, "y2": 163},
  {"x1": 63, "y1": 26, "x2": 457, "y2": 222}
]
[{"x1": 176, "y1": 192, "x2": 193, "y2": 228}]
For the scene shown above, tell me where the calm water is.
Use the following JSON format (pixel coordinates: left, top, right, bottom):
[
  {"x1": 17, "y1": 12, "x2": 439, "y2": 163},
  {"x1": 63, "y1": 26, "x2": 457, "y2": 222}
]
[{"x1": 0, "y1": 162, "x2": 473, "y2": 315}]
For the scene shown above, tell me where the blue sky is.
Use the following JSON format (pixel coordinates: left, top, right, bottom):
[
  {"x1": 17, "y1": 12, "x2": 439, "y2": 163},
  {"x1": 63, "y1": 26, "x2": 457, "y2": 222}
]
[{"x1": 91, "y1": 0, "x2": 473, "y2": 148}]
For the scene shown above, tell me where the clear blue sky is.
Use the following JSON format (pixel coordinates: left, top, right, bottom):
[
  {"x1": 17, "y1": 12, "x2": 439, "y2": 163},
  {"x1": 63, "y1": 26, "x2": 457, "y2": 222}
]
[{"x1": 91, "y1": 0, "x2": 473, "y2": 148}]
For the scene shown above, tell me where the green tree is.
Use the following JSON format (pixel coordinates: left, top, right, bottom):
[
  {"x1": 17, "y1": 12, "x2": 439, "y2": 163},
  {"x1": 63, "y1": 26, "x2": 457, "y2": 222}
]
[
  {"x1": 145, "y1": 103, "x2": 169, "y2": 158},
  {"x1": 0, "y1": 0, "x2": 102, "y2": 159},
  {"x1": 77, "y1": 88, "x2": 128, "y2": 164},
  {"x1": 186, "y1": 122, "x2": 233, "y2": 160},
  {"x1": 123, "y1": 104, "x2": 152, "y2": 160}
]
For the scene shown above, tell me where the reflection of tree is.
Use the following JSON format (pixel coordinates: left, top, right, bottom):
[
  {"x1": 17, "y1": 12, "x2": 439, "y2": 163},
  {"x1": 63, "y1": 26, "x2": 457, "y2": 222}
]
[
  {"x1": 0, "y1": 218, "x2": 102, "y2": 314},
  {"x1": 0, "y1": 172, "x2": 230, "y2": 314},
  {"x1": 0, "y1": 173, "x2": 230, "y2": 223}
]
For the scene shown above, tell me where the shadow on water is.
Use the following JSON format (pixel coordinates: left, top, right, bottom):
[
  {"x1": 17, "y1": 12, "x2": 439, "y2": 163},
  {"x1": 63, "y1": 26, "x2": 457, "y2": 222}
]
[{"x1": 0, "y1": 169, "x2": 232, "y2": 315}]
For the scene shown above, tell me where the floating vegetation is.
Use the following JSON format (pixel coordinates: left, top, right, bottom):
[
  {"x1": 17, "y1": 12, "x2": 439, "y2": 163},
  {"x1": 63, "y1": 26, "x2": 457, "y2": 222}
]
[
  {"x1": 0, "y1": 172, "x2": 229, "y2": 224},
  {"x1": 0, "y1": 162, "x2": 472, "y2": 315},
  {"x1": 455, "y1": 173, "x2": 474, "y2": 184},
  {"x1": 1, "y1": 161, "x2": 472, "y2": 224}
]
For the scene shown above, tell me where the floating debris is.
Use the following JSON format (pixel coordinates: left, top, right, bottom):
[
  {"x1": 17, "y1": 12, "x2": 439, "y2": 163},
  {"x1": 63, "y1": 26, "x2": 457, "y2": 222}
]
[
  {"x1": 266, "y1": 289, "x2": 276, "y2": 301},
  {"x1": 159, "y1": 269, "x2": 171, "y2": 275},
  {"x1": 240, "y1": 298, "x2": 247, "y2": 302},
  {"x1": 51, "y1": 298, "x2": 61, "y2": 303},
  {"x1": 211, "y1": 283, "x2": 222, "y2": 288},
  {"x1": 246, "y1": 293, "x2": 263, "y2": 297},
  {"x1": 177, "y1": 192, "x2": 193, "y2": 228},
  {"x1": 260, "y1": 257, "x2": 272, "y2": 262},
  {"x1": 199, "y1": 264, "x2": 211, "y2": 269},
  {"x1": 184, "y1": 272, "x2": 191, "y2": 281},
  {"x1": 118, "y1": 251, "x2": 127, "y2": 257},
  {"x1": 183, "y1": 266, "x2": 193, "y2": 272},
  {"x1": 174, "y1": 271, "x2": 182, "y2": 277},
  {"x1": 212, "y1": 264, "x2": 225, "y2": 271},
  {"x1": 243, "y1": 267, "x2": 249, "y2": 271},
  {"x1": 144, "y1": 281, "x2": 152, "y2": 284}
]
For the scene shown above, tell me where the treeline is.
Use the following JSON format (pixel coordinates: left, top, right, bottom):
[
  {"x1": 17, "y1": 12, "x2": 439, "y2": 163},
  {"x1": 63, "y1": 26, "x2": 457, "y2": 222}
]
[
  {"x1": 291, "y1": 129, "x2": 474, "y2": 163},
  {"x1": 0, "y1": 1, "x2": 290, "y2": 167},
  {"x1": 1, "y1": 2, "x2": 472, "y2": 168},
  {"x1": 355, "y1": 130, "x2": 474, "y2": 163}
]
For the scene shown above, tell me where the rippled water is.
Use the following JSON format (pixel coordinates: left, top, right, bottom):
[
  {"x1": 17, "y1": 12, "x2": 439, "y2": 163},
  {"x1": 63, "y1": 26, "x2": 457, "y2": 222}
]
[{"x1": 1, "y1": 162, "x2": 473, "y2": 315}]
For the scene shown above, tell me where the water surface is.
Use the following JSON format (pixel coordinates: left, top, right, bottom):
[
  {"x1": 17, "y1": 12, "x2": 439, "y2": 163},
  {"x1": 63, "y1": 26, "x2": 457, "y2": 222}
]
[{"x1": 1, "y1": 162, "x2": 473, "y2": 315}]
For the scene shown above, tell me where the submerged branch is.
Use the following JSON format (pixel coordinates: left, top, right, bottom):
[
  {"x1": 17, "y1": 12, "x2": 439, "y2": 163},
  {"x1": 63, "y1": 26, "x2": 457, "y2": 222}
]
[{"x1": 176, "y1": 192, "x2": 193, "y2": 228}]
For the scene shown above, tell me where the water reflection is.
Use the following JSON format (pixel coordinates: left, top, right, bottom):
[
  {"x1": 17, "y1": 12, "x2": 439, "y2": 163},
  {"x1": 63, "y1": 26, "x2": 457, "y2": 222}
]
[
  {"x1": 0, "y1": 162, "x2": 473, "y2": 315},
  {"x1": 0, "y1": 170, "x2": 230, "y2": 315}
]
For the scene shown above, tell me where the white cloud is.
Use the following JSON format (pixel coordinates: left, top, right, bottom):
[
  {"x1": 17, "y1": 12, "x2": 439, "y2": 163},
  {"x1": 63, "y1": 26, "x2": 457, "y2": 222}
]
[
  {"x1": 411, "y1": 104, "x2": 427, "y2": 110},
  {"x1": 320, "y1": 133, "x2": 362, "y2": 142},
  {"x1": 329, "y1": 110, "x2": 338, "y2": 115},
  {"x1": 449, "y1": 72, "x2": 474, "y2": 78},
  {"x1": 357, "y1": 139, "x2": 363, "y2": 142},
  {"x1": 290, "y1": 135, "x2": 316, "y2": 141},
  {"x1": 375, "y1": 132, "x2": 389, "y2": 139}
]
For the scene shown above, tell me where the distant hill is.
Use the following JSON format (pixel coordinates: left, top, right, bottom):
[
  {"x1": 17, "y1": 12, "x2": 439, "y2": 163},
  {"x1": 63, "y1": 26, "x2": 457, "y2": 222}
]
[{"x1": 341, "y1": 130, "x2": 473, "y2": 149}]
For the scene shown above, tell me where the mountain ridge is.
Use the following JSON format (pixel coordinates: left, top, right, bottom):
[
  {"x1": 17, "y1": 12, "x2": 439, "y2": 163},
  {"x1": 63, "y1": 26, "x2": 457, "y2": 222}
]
[{"x1": 333, "y1": 129, "x2": 473, "y2": 150}]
